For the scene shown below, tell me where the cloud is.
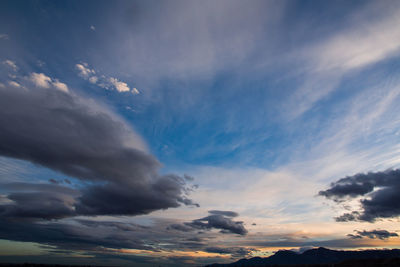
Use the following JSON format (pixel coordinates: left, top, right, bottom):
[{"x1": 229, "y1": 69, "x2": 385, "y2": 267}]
[
  {"x1": 76, "y1": 62, "x2": 139, "y2": 94},
  {"x1": 88, "y1": 76, "x2": 98, "y2": 84},
  {"x1": 75, "y1": 63, "x2": 95, "y2": 79},
  {"x1": 28, "y1": 72, "x2": 69, "y2": 92},
  {"x1": 311, "y1": 8, "x2": 400, "y2": 72},
  {"x1": 8, "y1": 81, "x2": 20, "y2": 88},
  {"x1": 109, "y1": 77, "x2": 130, "y2": 92},
  {"x1": 52, "y1": 79, "x2": 69, "y2": 93},
  {"x1": 0, "y1": 219, "x2": 150, "y2": 251},
  {"x1": 208, "y1": 210, "x2": 238, "y2": 217},
  {"x1": 170, "y1": 210, "x2": 248, "y2": 235},
  {"x1": 0, "y1": 34, "x2": 8, "y2": 40},
  {"x1": 0, "y1": 82, "x2": 196, "y2": 219},
  {"x1": 319, "y1": 169, "x2": 400, "y2": 222},
  {"x1": 0, "y1": 182, "x2": 79, "y2": 220},
  {"x1": 75, "y1": 219, "x2": 150, "y2": 232},
  {"x1": 29, "y1": 72, "x2": 52, "y2": 88},
  {"x1": 187, "y1": 215, "x2": 247, "y2": 235},
  {"x1": 132, "y1": 87, "x2": 139, "y2": 94},
  {"x1": 335, "y1": 211, "x2": 361, "y2": 222},
  {"x1": 90, "y1": 25, "x2": 96, "y2": 31},
  {"x1": 285, "y1": 3, "x2": 400, "y2": 118},
  {"x1": 3, "y1": 60, "x2": 17, "y2": 71},
  {"x1": 205, "y1": 246, "x2": 256, "y2": 257},
  {"x1": 348, "y1": 230, "x2": 398, "y2": 240},
  {"x1": 167, "y1": 223, "x2": 194, "y2": 232}
]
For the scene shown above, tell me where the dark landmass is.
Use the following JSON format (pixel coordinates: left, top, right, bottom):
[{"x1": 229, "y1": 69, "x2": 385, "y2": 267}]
[
  {"x1": 206, "y1": 247, "x2": 400, "y2": 266},
  {"x1": 0, "y1": 264, "x2": 115, "y2": 267}
]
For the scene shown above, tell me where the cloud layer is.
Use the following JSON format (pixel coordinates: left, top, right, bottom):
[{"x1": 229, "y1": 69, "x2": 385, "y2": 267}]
[
  {"x1": 319, "y1": 169, "x2": 400, "y2": 222},
  {"x1": 76, "y1": 62, "x2": 139, "y2": 94},
  {"x1": 0, "y1": 78, "x2": 195, "y2": 220},
  {"x1": 169, "y1": 210, "x2": 248, "y2": 235},
  {"x1": 348, "y1": 229, "x2": 398, "y2": 240}
]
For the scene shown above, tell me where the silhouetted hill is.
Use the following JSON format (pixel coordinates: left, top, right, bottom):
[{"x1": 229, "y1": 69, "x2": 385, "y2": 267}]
[
  {"x1": 0, "y1": 264, "x2": 115, "y2": 267},
  {"x1": 206, "y1": 247, "x2": 400, "y2": 266}
]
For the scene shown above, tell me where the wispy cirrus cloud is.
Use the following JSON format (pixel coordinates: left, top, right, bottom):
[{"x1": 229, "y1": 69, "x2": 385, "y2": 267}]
[{"x1": 286, "y1": 2, "x2": 400, "y2": 119}]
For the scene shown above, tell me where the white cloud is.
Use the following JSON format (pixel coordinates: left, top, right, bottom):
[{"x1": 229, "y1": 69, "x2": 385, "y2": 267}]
[
  {"x1": 52, "y1": 79, "x2": 69, "y2": 93},
  {"x1": 75, "y1": 62, "x2": 138, "y2": 94},
  {"x1": 30, "y1": 73, "x2": 51, "y2": 88},
  {"x1": 0, "y1": 34, "x2": 8, "y2": 40},
  {"x1": 89, "y1": 76, "x2": 98, "y2": 84},
  {"x1": 285, "y1": 5, "x2": 400, "y2": 119},
  {"x1": 109, "y1": 77, "x2": 130, "y2": 92},
  {"x1": 312, "y1": 10, "x2": 400, "y2": 72},
  {"x1": 75, "y1": 63, "x2": 95, "y2": 79},
  {"x1": 8, "y1": 81, "x2": 21, "y2": 88},
  {"x1": 29, "y1": 72, "x2": 69, "y2": 92},
  {"x1": 90, "y1": 25, "x2": 96, "y2": 31},
  {"x1": 3, "y1": 60, "x2": 18, "y2": 71}
]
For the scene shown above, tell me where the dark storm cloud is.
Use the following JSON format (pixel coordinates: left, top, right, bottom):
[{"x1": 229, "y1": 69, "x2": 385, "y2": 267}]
[
  {"x1": 348, "y1": 229, "x2": 398, "y2": 240},
  {"x1": 169, "y1": 210, "x2": 248, "y2": 235},
  {"x1": 319, "y1": 182, "x2": 374, "y2": 199},
  {"x1": 0, "y1": 182, "x2": 79, "y2": 220},
  {"x1": 319, "y1": 169, "x2": 400, "y2": 222},
  {"x1": 0, "y1": 83, "x2": 196, "y2": 219}
]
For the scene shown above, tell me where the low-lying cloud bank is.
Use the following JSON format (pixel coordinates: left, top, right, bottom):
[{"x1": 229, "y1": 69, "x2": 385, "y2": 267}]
[{"x1": 319, "y1": 169, "x2": 400, "y2": 222}]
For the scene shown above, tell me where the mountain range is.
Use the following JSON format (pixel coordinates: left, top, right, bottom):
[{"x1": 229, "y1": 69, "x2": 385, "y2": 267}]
[{"x1": 206, "y1": 247, "x2": 400, "y2": 266}]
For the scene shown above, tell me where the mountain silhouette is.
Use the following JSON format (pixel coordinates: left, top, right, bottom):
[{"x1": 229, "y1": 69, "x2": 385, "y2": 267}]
[{"x1": 206, "y1": 247, "x2": 400, "y2": 266}]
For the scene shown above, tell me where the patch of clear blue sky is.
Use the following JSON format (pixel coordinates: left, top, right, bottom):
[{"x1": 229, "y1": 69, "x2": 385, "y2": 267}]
[{"x1": 1, "y1": 0, "x2": 396, "y2": 173}]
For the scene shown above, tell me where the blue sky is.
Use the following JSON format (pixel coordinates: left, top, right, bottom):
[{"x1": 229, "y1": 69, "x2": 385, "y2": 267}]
[{"x1": 1, "y1": 0, "x2": 400, "y2": 266}]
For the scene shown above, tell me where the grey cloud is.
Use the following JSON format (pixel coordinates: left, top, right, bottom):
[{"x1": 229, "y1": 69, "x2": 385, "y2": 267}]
[
  {"x1": 208, "y1": 210, "x2": 239, "y2": 217},
  {"x1": 335, "y1": 211, "x2": 361, "y2": 222},
  {"x1": 75, "y1": 219, "x2": 150, "y2": 232},
  {"x1": 348, "y1": 230, "x2": 398, "y2": 240},
  {"x1": 0, "y1": 84, "x2": 196, "y2": 219},
  {"x1": 0, "y1": 219, "x2": 150, "y2": 251},
  {"x1": 170, "y1": 210, "x2": 248, "y2": 236},
  {"x1": 184, "y1": 174, "x2": 194, "y2": 181},
  {"x1": 205, "y1": 247, "x2": 255, "y2": 258},
  {"x1": 347, "y1": 234, "x2": 363, "y2": 239},
  {"x1": 0, "y1": 182, "x2": 79, "y2": 220},
  {"x1": 187, "y1": 214, "x2": 247, "y2": 235},
  {"x1": 319, "y1": 169, "x2": 400, "y2": 222},
  {"x1": 167, "y1": 223, "x2": 194, "y2": 232},
  {"x1": 319, "y1": 182, "x2": 374, "y2": 199},
  {"x1": 48, "y1": 178, "x2": 59, "y2": 184}
]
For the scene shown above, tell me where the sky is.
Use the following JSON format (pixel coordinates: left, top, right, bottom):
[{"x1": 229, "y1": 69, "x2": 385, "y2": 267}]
[{"x1": 1, "y1": 0, "x2": 400, "y2": 266}]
